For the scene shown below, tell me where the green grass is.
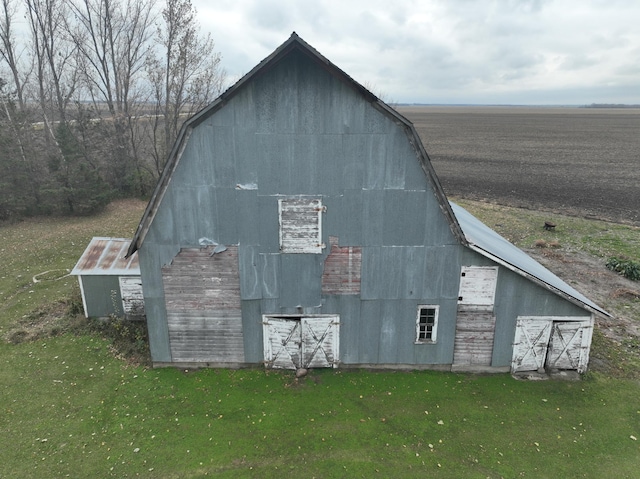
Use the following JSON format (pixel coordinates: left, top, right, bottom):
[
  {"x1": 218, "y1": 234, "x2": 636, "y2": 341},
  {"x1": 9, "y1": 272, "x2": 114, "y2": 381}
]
[{"x1": 1, "y1": 199, "x2": 640, "y2": 478}]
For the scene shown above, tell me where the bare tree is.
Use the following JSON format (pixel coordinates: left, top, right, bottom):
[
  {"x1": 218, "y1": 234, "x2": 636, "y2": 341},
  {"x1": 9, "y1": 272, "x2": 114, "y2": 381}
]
[
  {"x1": 26, "y1": 0, "x2": 78, "y2": 136},
  {"x1": 0, "y1": 0, "x2": 29, "y2": 110},
  {"x1": 147, "y1": 0, "x2": 226, "y2": 174},
  {"x1": 68, "y1": 0, "x2": 156, "y2": 194},
  {"x1": 0, "y1": 0, "x2": 226, "y2": 217}
]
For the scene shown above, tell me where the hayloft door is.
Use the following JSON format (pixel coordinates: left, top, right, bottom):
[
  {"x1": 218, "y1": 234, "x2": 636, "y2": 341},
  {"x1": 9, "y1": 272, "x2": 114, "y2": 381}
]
[
  {"x1": 263, "y1": 315, "x2": 340, "y2": 369},
  {"x1": 453, "y1": 266, "x2": 498, "y2": 367}
]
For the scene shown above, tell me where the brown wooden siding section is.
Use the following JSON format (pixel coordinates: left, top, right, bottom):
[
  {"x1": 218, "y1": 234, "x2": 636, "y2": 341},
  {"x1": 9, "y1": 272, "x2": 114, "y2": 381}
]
[
  {"x1": 162, "y1": 246, "x2": 244, "y2": 363},
  {"x1": 322, "y1": 236, "x2": 361, "y2": 295}
]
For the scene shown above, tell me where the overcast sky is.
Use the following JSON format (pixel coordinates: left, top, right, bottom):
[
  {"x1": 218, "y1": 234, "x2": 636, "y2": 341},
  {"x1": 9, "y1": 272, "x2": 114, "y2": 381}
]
[{"x1": 193, "y1": 0, "x2": 640, "y2": 105}]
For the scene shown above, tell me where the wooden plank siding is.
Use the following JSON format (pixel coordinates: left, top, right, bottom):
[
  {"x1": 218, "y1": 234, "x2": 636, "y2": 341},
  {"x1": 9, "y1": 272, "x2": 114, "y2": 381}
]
[
  {"x1": 321, "y1": 236, "x2": 361, "y2": 295},
  {"x1": 162, "y1": 246, "x2": 244, "y2": 363},
  {"x1": 452, "y1": 311, "x2": 497, "y2": 366},
  {"x1": 118, "y1": 276, "x2": 145, "y2": 318}
]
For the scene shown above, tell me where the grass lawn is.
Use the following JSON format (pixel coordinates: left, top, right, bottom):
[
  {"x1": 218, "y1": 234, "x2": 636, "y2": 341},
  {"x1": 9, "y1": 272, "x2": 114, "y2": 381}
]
[{"x1": 1, "y1": 199, "x2": 639, "y2": 478}]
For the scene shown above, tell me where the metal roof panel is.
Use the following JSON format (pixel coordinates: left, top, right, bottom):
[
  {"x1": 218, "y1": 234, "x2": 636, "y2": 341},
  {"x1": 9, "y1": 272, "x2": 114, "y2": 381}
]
[
  {"x1": 71, "y1": 237, "x2": 140, "y2": 276},
  {"x1": 450, "y1": 202, "x2": 608, "y2": 316}
]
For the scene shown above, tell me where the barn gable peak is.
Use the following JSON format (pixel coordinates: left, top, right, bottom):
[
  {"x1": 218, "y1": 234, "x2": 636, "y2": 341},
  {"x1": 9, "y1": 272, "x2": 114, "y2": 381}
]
[{"x1": 127, "y1": 33, "x2": 464, "y2": 257}]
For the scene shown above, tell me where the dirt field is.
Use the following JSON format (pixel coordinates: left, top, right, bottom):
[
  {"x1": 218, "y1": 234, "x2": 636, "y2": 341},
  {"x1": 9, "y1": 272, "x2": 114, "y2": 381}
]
[{"x1": 400, "y1": 106, "x2": 640, "y2": 226}]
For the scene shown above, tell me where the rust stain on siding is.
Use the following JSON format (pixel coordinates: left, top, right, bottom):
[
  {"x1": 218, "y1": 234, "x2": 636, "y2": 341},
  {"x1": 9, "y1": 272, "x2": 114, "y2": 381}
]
[{"x1": 322, "y1": 236, "x2": 361, "y2": 295}]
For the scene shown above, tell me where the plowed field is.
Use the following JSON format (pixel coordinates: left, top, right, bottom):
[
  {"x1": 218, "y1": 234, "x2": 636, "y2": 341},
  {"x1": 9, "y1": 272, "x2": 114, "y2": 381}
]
[{"x1": 401, "y1": 106, "x2": 640, "y2": 225}]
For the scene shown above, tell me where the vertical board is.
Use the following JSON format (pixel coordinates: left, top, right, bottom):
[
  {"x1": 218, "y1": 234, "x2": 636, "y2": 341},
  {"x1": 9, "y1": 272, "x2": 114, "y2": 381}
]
[
  {"x1": 511, "y1": 318, "x2": 553, "y2": 372},
  {"x1": 119, "y1": 276, "x2": 145, "y2": 318},
  {"x1": 452, "y1": 311, "x2": 496, "y2": 366},
  {"x1": 162, "y1": 246, "x2": 244, "y2": 363}
]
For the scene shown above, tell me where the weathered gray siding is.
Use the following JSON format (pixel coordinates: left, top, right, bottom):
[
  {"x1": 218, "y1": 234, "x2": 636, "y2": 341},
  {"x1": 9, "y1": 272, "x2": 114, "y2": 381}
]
[
  {"x1": 79, "y1": 275, "x2": 122, "y2": 317},
  {"x1": 138, "y1": 46, "x2": 593, "y2": 370}
]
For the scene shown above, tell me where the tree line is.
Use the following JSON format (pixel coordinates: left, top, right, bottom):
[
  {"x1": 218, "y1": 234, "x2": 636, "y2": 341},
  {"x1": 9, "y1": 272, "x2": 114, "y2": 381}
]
[{"x1": 0, "y1": 0, "x2": 226, "y2": 219}]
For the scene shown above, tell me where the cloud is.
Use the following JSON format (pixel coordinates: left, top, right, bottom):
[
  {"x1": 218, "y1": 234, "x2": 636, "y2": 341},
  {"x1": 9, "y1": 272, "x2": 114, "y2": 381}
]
[{"x1": 194, "y1": 0, "x2": 640, "y2": 104}]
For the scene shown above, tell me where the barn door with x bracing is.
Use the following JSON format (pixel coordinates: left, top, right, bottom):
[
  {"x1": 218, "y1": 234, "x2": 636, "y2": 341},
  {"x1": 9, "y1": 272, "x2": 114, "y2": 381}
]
[
  {"x1": 263, "y1": 315, "x2": 340, "y2": 369},
  {"x1": 512, "y1": 317, "x2": 593, "y2": 374}
]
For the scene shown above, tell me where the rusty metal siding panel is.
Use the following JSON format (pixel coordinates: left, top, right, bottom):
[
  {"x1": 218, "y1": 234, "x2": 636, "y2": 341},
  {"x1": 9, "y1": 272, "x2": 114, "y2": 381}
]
[
  {"x1": 321, "y1": 237, "x2": 361, "y2": 295},
  {"x1": 71, "y1": 238, "x2": 139, "y2": 276},
  {"x1": 162, "y1": 246, "x2": 244, "y2": 363}
]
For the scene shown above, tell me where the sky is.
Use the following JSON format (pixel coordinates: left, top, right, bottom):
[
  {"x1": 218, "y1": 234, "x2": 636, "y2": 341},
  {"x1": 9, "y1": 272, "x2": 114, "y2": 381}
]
[{"x1": 193, "y1": 0, "x2": 640, "y2": 105}]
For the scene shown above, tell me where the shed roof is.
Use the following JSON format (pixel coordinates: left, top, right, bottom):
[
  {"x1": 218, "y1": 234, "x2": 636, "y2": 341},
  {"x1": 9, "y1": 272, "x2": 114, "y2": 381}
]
[
  {"x1": 71, "y1": 237, "x2": 139, "y2": 276},
  {"x1": 450, "y1": 202, "x2": 609, "y2": 317}
]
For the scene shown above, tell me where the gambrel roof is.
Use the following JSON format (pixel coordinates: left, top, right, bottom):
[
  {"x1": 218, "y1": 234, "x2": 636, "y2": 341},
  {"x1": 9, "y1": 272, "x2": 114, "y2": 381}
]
[
  {"x1": 127, "y1": 32, "x2": 464, "y2": 258},
  {"x1": 127, "y1": 32, "x2": 608, "y2": 318}
]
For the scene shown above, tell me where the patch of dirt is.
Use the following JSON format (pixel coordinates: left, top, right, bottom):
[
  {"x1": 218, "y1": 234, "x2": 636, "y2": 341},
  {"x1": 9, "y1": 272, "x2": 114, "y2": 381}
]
[
  {"x1": 5, "y1": 301, "x2": 73, "y2": 344},
  {"x1": 402, "y1": 106, "x2": 640, "y2": 227},
  {"x1": 527, "y1": 247, "x2": 640, "y2": 362}
]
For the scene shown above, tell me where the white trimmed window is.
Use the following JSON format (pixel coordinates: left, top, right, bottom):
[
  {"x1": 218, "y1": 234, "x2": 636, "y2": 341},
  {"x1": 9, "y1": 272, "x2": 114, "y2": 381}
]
[
  {"x1": 416, "y1": 305, "x2": 439, "y2": 343},
  {"x1": 278, "y1": 198, "x2": 325, "y2": 253}
]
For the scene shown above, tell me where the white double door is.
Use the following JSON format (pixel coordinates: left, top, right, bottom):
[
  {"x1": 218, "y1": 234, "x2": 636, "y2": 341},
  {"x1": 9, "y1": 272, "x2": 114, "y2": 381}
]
[
  {"x1": 263, "y1": 315, "x2": 340, "y2": 369},
  {"x1": 512, "y1": 317, "x2": 593, "y2": 373}
]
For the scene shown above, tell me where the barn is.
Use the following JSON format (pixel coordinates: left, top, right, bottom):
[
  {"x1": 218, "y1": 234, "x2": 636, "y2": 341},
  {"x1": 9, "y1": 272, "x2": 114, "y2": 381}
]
[
  {"x1": 126, "y1": 33, "x2": 607, "y2": 374},
  {"x1": 72, "y1": 237, "x2": 144, "y2": 319}
]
